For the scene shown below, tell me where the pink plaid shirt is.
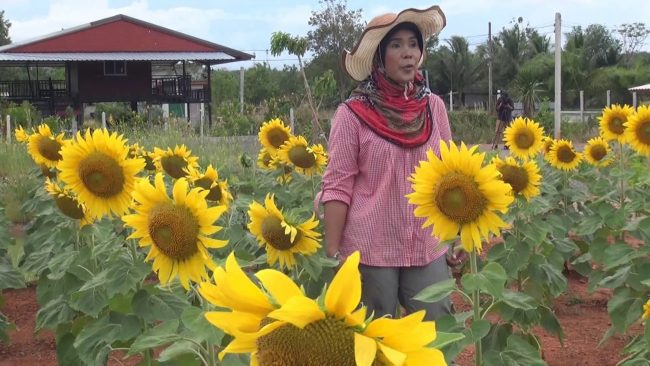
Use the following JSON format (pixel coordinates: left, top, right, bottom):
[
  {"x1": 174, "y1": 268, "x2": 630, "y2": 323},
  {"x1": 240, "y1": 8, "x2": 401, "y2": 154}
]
[{"x1": 318, "y1": 94, "x2": 452, "y2": 267}]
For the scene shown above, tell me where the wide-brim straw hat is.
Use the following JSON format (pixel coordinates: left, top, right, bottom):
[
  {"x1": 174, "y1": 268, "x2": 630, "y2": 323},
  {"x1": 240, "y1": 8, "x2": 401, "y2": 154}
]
[{"x1": 342, "y1": 5, "x2": 446, "y2": 82}]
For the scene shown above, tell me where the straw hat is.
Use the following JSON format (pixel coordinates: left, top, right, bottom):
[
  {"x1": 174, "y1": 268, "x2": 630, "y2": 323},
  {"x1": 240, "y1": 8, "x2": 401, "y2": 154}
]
[{"x1": 342, "y1": 6, "x2": 446, "y2": 82}]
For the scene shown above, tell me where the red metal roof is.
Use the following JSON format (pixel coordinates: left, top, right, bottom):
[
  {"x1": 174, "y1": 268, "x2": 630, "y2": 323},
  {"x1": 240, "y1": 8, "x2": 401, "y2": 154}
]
[{"x1": 0, "y1": 14, "x2": 252, "y2": 61}]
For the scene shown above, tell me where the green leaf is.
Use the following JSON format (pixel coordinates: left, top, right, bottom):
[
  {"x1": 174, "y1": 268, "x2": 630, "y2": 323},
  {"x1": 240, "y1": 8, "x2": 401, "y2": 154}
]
[
  {"x1": 132, "y1": 288, "x2": 189, "y2": 322},
  {"x1": 158, "y1": 341, "x2": 201, "y2": 363},
  {"x1": 461, "y1": 262, "x2": 507, "y2": 298},
  {"x1": 0, "y1": 262, "x2": 25, "y2": 290},
  {"x1": 500, "y1": 334, "x2": 547, "y2": 366},
  {"x1": 538, "y1": 306, "x2": 564, "y2": 345},
  {"x1": 128, "y1": 320, "x2": 181, "y2": 356},
  {"x1": 428, "y1": 331, "x2": 464, "y2": 349},
  {"x1": 73, "y1": 316, "x2": 119, "y2": 366},
  {"x1": 602, "y1": 244, "x2": 637, "y2": 271},
  {"x1": 573, "y1": 214, "x2": 604, "y2": 236},
  {"x1": 20, "y1": 248, "x2": 53, "y2": 275},
  {"x1": 46, "y1": 250, "x2": 79, "y2": 280},
  {"x1": 598, "y1": 266, "x2": 632, "y2": 289},
  {"x1": 55, "y1": 332, "x2": 83, "y2": 366},
  {"x1": 69, "y1": 286, "x2": 109, "y2": 317},
  {"x1": 35, "y1": 296, "x2": 76, "y2": 331},
  {"x1": 608, "y1": 288, "x2": 644, "y2": 332},
  {"x1": 414, "y1": 278, "x2": 457, "y2": 303},
  {"x1": 105, "y1": 254, "x2": 151, "y2": 297},
  {"x1": 466, "y1": 319, "x2": 491, "y2": 343},
  {"x1": 500, "y1": 291, "x2": 537, "y2": 310},
  {"x1": 519, "y1": 223, "x2": 548, "y2": 245},
  {"x1": 537, "y1": 263, "x2": 567, "y2": 297},
  {"x1": 181, "y1": 306, "x2": 224, "y2": 344}
]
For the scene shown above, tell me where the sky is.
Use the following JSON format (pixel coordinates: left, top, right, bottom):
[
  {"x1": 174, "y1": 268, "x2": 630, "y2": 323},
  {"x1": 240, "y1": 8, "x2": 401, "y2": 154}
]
[{"x1": 3, "y1": 0, "x2": 650, "y2": 70}]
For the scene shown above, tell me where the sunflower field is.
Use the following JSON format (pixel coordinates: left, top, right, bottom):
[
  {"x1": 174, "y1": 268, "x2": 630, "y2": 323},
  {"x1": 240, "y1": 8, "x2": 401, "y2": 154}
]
[{"x1": 0, "y1": 105, "x2": 649, "y2": 366}]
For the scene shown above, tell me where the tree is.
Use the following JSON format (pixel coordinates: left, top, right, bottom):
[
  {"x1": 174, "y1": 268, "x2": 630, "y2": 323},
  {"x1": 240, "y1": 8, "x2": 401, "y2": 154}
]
[
  {"x1": 307, "y1": 0, "x2": 365, "y2": 99},
  {"x1": 430, "y1": 36, "x2": 482, "y2": 106},
  {"x1": 0, "y1": 10, "x2": 10, "y2": 46},
  {"x1": 270, "y1": 31, "x2": 322, "y2": 141},
  {"x1": 617, "y1": 23, "x2": 650, "y2": 61}
]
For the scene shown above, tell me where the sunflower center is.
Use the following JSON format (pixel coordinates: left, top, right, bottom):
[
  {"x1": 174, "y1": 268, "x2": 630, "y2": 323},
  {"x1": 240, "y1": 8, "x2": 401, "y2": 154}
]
[
  {"x1": 261, "y1": 216, "x2": 300, "y2": 250},
  {"x1": 196, "y1": 177, "x2": 222, "y2": 202},
  {"x1": 609, "y1": 117, "x2": 625, "y2": 135},
  {"x1": 498, "y1": 165, "x2": 529, "y2": 194},
  {"x1": 268, "y1": 128, "x2": 290, "y2": 149},
  {"x1": 288, "y1": 146, "x2": 316, "y2": 169},
  {"x1": 54, "y1": 196, "x2": 85, "y2": 220},
  {"x1": 40, "y1": 164, "x2": 56, "y2": 179},
  {"x1": 514, "y1": 129, "x2": 535, "y2": 149},
  {"x1": 161, "y1": 156, "x2": 189, "y2": 179},
  {"x1": 589, "y1": 145, "x2": 607, "y2": 161},
  {"x1": 144, "y1": 155, "x2": 156, "y2": 171},
  {"x1": 557, "y1": 145, "x2": 576, "y2": 163},
  {"x1": 256, "y1": 316, "x2": 362, "y2": 366},
  {"x1": 436, "y1": 172, "x2": 487, "y2": 224},
  {"x1": 78, "y1": 152, "x2": 126, "y2": 198},
  {"x1": 262, "y1": 153, "x2": 272, "y2": 167},
  {"x1": 37, "y1": 137, "x2": 63, "y2": 162},
  {"x1": 636, "y1": 120, "x2": 650, "y2": 144},
  {"x1": 148, "y1": 203, "x2": 200, "y2": 261}
]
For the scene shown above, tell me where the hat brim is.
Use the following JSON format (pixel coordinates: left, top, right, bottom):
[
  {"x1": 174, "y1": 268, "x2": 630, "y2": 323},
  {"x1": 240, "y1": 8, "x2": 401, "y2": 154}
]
[{"x1": 342, "y1": 6, "x2": 446, "y2": 82}]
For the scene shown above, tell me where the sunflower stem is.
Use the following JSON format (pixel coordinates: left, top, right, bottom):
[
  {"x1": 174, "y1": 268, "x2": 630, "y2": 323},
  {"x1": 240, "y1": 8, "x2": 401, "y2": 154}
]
[
  {"x1": 199, "y1": 287, "x2": 217, "y2": 366},
  {"x1": 618, "y1": 142, "x2": 626, "y2": 241},
  {"x1": 469, "y1": 249, "x2": 483, "y2": 366}
]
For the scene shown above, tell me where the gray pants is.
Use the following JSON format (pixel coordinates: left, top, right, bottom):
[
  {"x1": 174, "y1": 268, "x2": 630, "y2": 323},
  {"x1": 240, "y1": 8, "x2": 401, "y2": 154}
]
[{"x1": 359, "y1": 255, "x2": 452, "y2": 321}]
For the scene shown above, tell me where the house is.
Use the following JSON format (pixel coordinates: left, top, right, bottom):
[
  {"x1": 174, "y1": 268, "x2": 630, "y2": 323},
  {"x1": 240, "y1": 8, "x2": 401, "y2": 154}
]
[{"x1": 0, "y1": 14, "x2": 253, "y2": 128}]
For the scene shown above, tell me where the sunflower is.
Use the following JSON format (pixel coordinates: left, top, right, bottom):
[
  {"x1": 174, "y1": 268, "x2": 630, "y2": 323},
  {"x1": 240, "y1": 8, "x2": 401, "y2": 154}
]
[
  {"x1": 624, "y1": 105, "x2": 650, "y2": 156},
  {"x1": 643, "y1": 299, "x2": 650, "y2": 320},
  {"x1": 599, "y1": 104, "x2": 634, "y2": 144},
  {"x1": 44, "y1": 178, "x2": 92, "y2": 226},
  {"x1": 186, "y1": 165, "x2": 233, "y2": 208},
  {"x1": 277, "y1": 136, "x2": 328, "y2": 176},
  {"x1": 269, "y1": 156, "x2": 294, "y2": 184},
  {"x1": 26, "y1": 124, "x2": 67, "y2": 168},
  {"x1": 258, "y1": 118, "x2": 292, "y2": 153},
  {"x1": 248, "y1": 194, "x2": 320, "y2": 269},
  {"x1": 541, "y1": 136, "x2": 555, "y2": 155},
  {"x1": 257, "y1": 148, "x2": 276, "y2": 170},
  {"x1": 503, "y1": 117, "x2": 545, "y2": 160},
  {"x1": 407, "y1": 141, "x2": 513, "y2": 253},
  {"x1": 492, "y1": 156, "x2": 541, "y2": 201},
  {"x1": 199, "y1": 251, "x2": 446, "y2": 366},
  {"x1": 14, "y1": 126, "x2": 31, "y2": 143},
  {"x1": 153, "y1": 145, "x2": 199, "y2": 179},
  {"x1": 122, "y1": 173, "x2": 228, "y2": 289},
  {"x1": 547, "y1": 139, "x2": 582, "y2": 171},
  {"x1": 583, "y1": 137, "x2": 612, "y2": 167},
  {"x1": 58, "y1": 129, "x2": 144, "y2": 219}
]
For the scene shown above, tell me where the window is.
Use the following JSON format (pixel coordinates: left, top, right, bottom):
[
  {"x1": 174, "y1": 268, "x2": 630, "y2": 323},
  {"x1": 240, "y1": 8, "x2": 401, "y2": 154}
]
[{"x1": 104, "y1": 61, "x2": 127, "y2": 76}]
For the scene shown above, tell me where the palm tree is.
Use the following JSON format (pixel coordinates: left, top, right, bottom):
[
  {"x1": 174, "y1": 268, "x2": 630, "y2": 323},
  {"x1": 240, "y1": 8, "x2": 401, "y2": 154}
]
[
  {"x1": 432, "y1": 36, "x2": 482, "y2": 106},
  {"x1": 512, "y1": 67, "x2": 544, "y2": 118}
]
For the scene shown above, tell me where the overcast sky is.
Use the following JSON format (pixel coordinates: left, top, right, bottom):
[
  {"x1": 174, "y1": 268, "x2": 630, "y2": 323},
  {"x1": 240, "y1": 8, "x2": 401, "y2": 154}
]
[{"x1": 3, "y1": 0, "x2": 649, "y2": 69}]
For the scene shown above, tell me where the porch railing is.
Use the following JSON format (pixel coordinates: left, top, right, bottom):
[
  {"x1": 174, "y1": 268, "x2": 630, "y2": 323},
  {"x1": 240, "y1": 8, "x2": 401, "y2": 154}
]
[
  {"x1": 0, "y1": 79, "x2": 67, "y2": 99},
  {"x1": 151, "y1": 76, "x2": 207, "y2": 101}
]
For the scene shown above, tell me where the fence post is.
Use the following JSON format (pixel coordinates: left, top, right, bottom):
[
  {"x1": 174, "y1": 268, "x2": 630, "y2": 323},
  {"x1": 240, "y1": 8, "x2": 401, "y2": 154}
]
[
  {"x1": 200, "y1": 104, "x2": 204, "y2": 143},
  {"x1": 633, "y1": 92, "x2": 637, "y2": 110},
  {"x1": 449, "y1": 91, "x2": 453, "y2": 112},
  {"x1": 289, "y1": 108, "x2": 295, "y2": 134},
  {"x1": 606, "y1": 89, "x2": 611, "y2": 107},
  {"x1": 6, "y1": 115, "x2": 11, "y2": 144},
  {"x1": 579, "y1": 90, "x2": 584, "y2": 123},
  {"x1": 101, "y1": 111, "x2": 107, "y2": 129}
]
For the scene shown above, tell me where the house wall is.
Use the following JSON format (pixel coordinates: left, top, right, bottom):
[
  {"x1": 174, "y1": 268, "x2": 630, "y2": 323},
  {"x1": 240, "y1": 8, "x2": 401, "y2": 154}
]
[{"x1": 77, "y1": 61, "x2": 151, "y2": 102}]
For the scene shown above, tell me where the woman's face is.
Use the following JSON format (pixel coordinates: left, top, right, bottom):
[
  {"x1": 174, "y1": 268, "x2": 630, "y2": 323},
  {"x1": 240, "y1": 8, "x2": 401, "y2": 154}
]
[{"x1": 382, "y1": 29, "x2": 422, "y2": 85}]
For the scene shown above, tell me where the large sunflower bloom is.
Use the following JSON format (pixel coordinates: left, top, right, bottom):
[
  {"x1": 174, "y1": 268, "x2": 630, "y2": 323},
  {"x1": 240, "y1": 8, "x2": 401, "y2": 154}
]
[
  {"x1": 200, "y1": 251, "x2": 446, "y2": 366},
  {"x1": 58, "y1": 129, "x2": 144, "y2": 219},
  {"x1": 153, "y1": 145, "x2": 199, "y2": 179},
  {"x1": 583, "y1": 137, "x2": 612, "y2": 167},
  {"x1": 26, "y1": 124, "x2": 68, "y2": 168},
  {"x1": 258, "y1": 118, "x2": 292, "y2": 153},
  {"x1": 407, "y1": 141, "x2": 514, "y2": 252},
  {"x1": 277, "y1": 136, "x2": 328, "y2": 177},
  {"x1": 492, "y1": 156, "x2": 541, "y2": 201},
  {"x1": 257, "y1": 147, "x2": 275, "y2": 170},
  {"x1": 547, "y1": 139, "x2": 582, "y2": 171},
  {"x1": 503, "y1": 117, "x2": 545, "y2": 160},
  {"x1": 599, "y1": 104, "x2": 634, "y2": 143},
  {"x1": 248, "y1": 194, "x2": 320, "y2": 269},
  {"x1": 44, "y1": 178, "x2": 92, "y2": 226},
  {"x1": 624, "y1": 105, "x2": 650, "y2": 156},
  {"x1": 15, "y1": 126, "x2": 31, "y2": 143},
  {"x1": 122, "y1": 173, "x2": 228, "y2": 289},
  {"x1": 186, "y1": 165, "x2": 233, "y2": 208}
]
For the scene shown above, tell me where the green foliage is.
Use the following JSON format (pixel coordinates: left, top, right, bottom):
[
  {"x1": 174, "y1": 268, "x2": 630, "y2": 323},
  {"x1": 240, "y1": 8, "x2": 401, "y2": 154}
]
[
  {"x1": 448, "y1": 110, "x2": 496, "y2": 144},
  {"x1": 0, "y1": 101, "x2": 40, "y2": 128}
]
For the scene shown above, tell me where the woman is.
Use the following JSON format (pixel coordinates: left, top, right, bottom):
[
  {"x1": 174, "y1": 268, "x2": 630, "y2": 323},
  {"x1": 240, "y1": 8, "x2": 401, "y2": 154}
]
[{"x1": 318, "y1": 5, "x2": 454, "y2": 321}]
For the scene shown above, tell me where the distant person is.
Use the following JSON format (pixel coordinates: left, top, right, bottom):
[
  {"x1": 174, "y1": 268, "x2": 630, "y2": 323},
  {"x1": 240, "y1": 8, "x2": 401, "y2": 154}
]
[{"x1": 493, "y1": 90, "x2": 514, "y2": 149}]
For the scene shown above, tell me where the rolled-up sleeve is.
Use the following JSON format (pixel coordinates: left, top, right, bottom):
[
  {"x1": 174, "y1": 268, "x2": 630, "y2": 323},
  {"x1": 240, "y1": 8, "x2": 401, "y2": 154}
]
[{"x1": 320, "y1": 106, "x2": 359, "y2": 206}]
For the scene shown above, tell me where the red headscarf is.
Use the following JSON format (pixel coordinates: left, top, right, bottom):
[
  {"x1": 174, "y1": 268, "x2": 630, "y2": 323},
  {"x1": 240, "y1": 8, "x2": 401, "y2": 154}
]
[{"x1": 344, "y1": 69, "x2": 432, "y2": 148}]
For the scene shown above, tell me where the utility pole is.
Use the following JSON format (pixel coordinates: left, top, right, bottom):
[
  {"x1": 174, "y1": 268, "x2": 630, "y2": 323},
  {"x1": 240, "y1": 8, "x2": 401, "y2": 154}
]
[
  {"x1": 554, "y1": 12, "x2": 562, "y2": 139},
  {"x1": 239, "y1": 67, "x2": 245, "y2": 114},
  {"x1": 488, "y1": 22, "x2": 493, "y2": 114}
]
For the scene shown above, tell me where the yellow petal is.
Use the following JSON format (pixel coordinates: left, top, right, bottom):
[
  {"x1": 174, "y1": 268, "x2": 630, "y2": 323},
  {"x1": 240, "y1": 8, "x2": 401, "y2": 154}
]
[
  {"x1": 325, "y1": 251, "x2": 361, "y2": 318},
  {"x1": 354, "y1": 333, "x2": 378, "y2": 366},
  {"x1": 255, "y1": 269, "x2": 303, "y2": 304},
  {"x1": 378, "y1": 342, "x2": 407, "y2": 366},
  {"x1": 403, "y1": 347, "x2": 447, "y2": 366},
  {"x1": 267, "y1": 296, "x2": 325, "y2": 328}
]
